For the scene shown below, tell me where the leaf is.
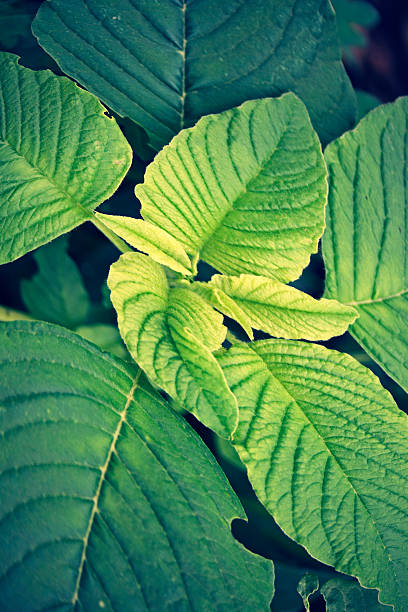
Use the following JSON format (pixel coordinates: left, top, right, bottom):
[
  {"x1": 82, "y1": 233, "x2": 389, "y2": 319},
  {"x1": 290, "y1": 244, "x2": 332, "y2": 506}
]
[
  {"x1": 32, "y1": 0, "x2": 356, "y2": 150},
  {"x1": 208, "y1": 274, "x2": 357, "y2": 340},
  {"x1": 0, "y1": 1, "x2": 32, "y2": 49},
  {"x1": 108, "y1": 252, "x2": 238, "y2": 438},
  {"x1": 217, "y1": 339, "x2": 408, "y2": 612},
  {"x1": 136, "y1": 95, "x2": 328, "y2": 283},
  {"x1": 322, "y1": 97, "x2": 408, "y2": 392},
  {"x1": 0, "y1": 320, "x2": 274, "y2": 610},
  {"x1": 321, "y1": 578, "x2": 392, "y2": 611},
  {"x1": 0, "y1": 305, "x2": 33, "y2": 322},
  {"x1": 189, "y1": 281, "x2": 253, "y2": 340},
  {"x1": 94, "y1": 212, "x2": 193, "y2": 276},
  {"x1": 20, "y1": 236, "x2": 90, "y2": 328},
  {"x1": 332, "y1": 0, "x2": 379, "y2": 51},
  {"x1": 297, "y1": 573, "x2": 319, "y2": 611},
  {"x1": 0, "y1": 52, "x2": 132, "y2": 265},
  {"x1": 75, "y1": 323, "x2": 128, "y2": 359}
]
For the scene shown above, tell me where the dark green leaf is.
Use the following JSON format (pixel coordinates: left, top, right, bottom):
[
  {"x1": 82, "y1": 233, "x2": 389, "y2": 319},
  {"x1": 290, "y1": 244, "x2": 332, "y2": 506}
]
[
  {"x1": 21, "y1": 236, "x2": 90, "y2": 328},
  {"x1": 32, "y1": 0, "x2": 356, "y2": 149},
  {"x1": 0, "y1": 320, "x2": 274, "y2": 611}
]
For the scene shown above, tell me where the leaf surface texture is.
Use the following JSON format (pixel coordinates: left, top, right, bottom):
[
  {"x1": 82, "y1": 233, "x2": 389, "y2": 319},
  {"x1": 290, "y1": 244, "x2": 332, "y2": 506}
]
[
  {"x1": 137, "y1": 95, "x2": 328, "y2": 283},
  {"x1": 208, "y1": 274, "x2": 357, "y2": 340},
  {"x1": 217, "y1": 339, "x2": 408, "y2": 611},
  {"x1": 0, "y1": 53, "x2": 132, "y2": 264},
  {"x1": 108, "y1": 252, "x2": 238, "y2": 438},
  {"x1": 322, "y1": 97, "x2": 408, "y2": 391},
  {"x1": 95, "y1": 213, "x2": 193, "y2": 275},
  {"x1": 33, "y1": 0, "x2": 356, "y2": 149},
  {"x1": 0, "y1": 321, "x2": 273, "y2": 611}
]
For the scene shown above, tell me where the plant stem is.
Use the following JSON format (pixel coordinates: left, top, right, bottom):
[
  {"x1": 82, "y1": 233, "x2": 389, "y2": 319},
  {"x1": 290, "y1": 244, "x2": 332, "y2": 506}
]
[{"x1": 90, "y1": 214, "x2": 133, "y2": 254}]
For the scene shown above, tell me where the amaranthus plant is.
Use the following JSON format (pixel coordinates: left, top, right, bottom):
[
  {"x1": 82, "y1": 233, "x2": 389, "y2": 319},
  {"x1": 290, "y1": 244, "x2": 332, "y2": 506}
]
[{"x1": 0, "y1": 1, "x2": 407, "y2": 611}]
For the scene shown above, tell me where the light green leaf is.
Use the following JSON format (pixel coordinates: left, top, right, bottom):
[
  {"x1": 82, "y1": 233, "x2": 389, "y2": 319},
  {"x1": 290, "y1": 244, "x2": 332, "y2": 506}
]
[
  {"x1": 0, "y1": 52, "x2": 132, "y2": 264},
  {"x1": 75, "y1": 323, "x2": 127, "y2": 359},
  {"x1": 0, "y1": 320, "x2": 273, "y2": 610},
  {"x1": 297, "y1": 573, "x2": 319, "y2": 611},
  {"x1": 217, "y1": 339, "x2": 408, "y2": 612},
  {"x1": 321, "y1": 578, "x2": 392, "y2": 611},
  {"x1": 208, "y1": 274, "x2": 357, "y2": 340},
  {"x1": 108, "y1": 252, "x2": 238, "y2": 438},
  {"x1": 94, "y1": 212, "x2": 193, "y2": 276},
  {"x1": 21, "y1": 236, "x2": 90, "y2": 328},
  {"x1": 322, "y1": 97, "x2": 408, "y2": 392},
  {"x1": 0, "y1": 305, "x2": 33, "y2": 322},
  {"x1": 190, "y1": 281, "x2": 253, "y2": 340},
  {"x1": 32, "y1": 0, "x2": 356, "y2": 150},
  {"x1": 137, "y1": 95, "x2": 328, "y2": 283}
]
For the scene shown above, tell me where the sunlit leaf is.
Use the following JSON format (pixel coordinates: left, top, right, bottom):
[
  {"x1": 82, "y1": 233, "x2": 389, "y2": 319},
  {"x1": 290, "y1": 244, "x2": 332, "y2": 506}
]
[
  {"x1": 208, "y1": 273, "x2": 357, "y2": 340},
  {"x1": 137, "y1": 95, "x2": 327, "y2": 283},
  {"x1": 0, "y1": 53, "x2": 132, "y2": 264},
  {"x1": 218, "y1": 339, "x2": 408, "y2": 612},
  {"x1": 108, "y1": 252, "x2": 238, "y2": 438}
]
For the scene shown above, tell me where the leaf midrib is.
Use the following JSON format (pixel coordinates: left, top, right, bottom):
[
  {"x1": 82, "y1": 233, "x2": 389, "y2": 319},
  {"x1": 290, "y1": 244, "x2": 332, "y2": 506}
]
[
  {"x1": 71, "y1": 370, "x2": 141, "y2": 605},
  {"x1": 198, "y1": 102, "x2": 295, "y2": 258},
  {"x1": 179, "y1": 0, "x2": 187, "y2": 130}
]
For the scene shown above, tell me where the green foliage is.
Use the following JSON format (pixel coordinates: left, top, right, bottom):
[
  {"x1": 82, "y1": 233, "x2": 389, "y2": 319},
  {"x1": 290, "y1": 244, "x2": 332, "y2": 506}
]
[
  {"x1": 202, "y1": 273, "x2": 357, "y2": 340},
  {"x1": 297, "y1": 573, "x2": 319, "y2": 611},
  {"x1": 136, "y1": 95, "x2": 328, "y2": 283},
  {"x1": 95, "y1": 212, "x2": 193, "y2": 276},
  {"x1": 0, "y1": 321, "x2": 273, "y2": 610},
  {"x1": 0, "y1": 53, "x2": 132, "y2": 264},
  {"x1": 0, "y1": 2, "x2": 407, "y2": 609},
  {"x1": 21, "y1": 236, "x2": 90, "y2": 327},
  {"x1": 320, "y1": 578, "x2": 392, "y2": 611},
  {"x1": 74, "y1": 323, "x2": 128, "y2": 360},
  {"x1": 217, "y1": 340, "x2": 408, "y2": 611},
  {"x1": 32, "y1": 0, "x2": 356, "y2": 149},
  {"x1": 108, "y1": 252, "x2": 238, "y2": 439},
  {"x1": 332, "y1": 0, "x2": 379, "y2": 54},
  {"x1": 322, "y1": 97, "x2": 408, "y2": 392},
  {"x1": 355, "y1": 90, "x2": 381, "y2": 121},
  {"x1": 297, "y1": 574, "x2": 391, "y2": 611}
]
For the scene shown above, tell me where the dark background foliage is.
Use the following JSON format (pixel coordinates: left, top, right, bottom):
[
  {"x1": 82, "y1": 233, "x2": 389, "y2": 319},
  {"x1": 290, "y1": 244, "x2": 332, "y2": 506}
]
[{"x1": 0, "y1": 1, "x2": 407, "y2": 609}]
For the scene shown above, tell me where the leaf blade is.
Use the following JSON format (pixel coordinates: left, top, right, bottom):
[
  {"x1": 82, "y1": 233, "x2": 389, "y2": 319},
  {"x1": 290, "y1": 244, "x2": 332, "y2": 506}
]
[
  {"x1": 0, "y1": 320, "x2": 273, "y2": 611},
  {"x1": 108, "y1": 252, "x2": 238, "y2": 438},
  {"x1": 209, "y1": 274, "x2": 357, "y2": 340},
  {"x1": 94, "y1": 212, "x2": 193, "y2": 276},
  {"x1": 322, "y1": 96, "x2": 408, "y2": 391},
  {"x1": 217, "y1": 339, "x2": 408, "y2": 612},
  {"x1": 0, "y1": 53, "x2": 132, "y2": 264},
  {"x1": 32, "y1": 0, "x2": 356, "y2": 149},
  {"x1": 190, "y1": 281, "x2": 254, "y2": 340},
  {"x1": 20, "y1": 236, "x2": 90, "y2": 327},
  {"x1": 137, "y1": 95, "x2": 328, "y2": 283}
]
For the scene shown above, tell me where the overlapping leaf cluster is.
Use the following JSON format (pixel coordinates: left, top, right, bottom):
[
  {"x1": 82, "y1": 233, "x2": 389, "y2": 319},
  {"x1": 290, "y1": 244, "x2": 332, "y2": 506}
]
[{"x1": 0, "y1": 1, "x2": 408, "y2": 611}]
